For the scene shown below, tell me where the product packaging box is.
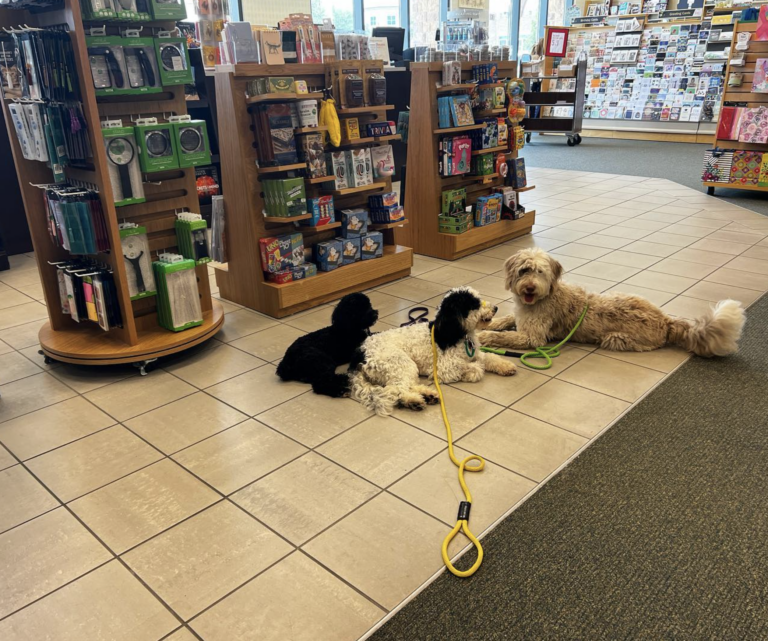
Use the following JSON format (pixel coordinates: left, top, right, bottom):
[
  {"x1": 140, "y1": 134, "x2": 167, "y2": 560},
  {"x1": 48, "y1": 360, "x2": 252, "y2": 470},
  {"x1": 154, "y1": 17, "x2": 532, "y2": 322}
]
[
  {"x1": 135, "y1": 121, "x2": 179, "y2": 173},
  {"x1": 365, "y1": 121, "x2": 396, "y2": 137},
  {"x1": 263, "y1": 177, "x2": 306, "y2": 217},
  {"x1": 341, "y1": 208, "x2": 369, "y2": 237},
  {"x1": 121, "y1": 36, "x2": 163, "y2": 94},
  {"x1": 360, "y1": 231, "x2": 383, "y2": 259},
  {"x1": 267, "y1": 76, "x2": 296, "y2": 93},
  {"x1": 148, "y1": 0, "x2": 186, "y2": 20},
  {"x1": 259, "y1": 233, "x2": 304, "y2": 273},
  {"x1": 300, "y1": 132, "x2": 326, "y2": 177},
  {"x1": 301, "y1": 195, "x2": 334, "y2": 227},
  {"x1": 348, "y1": 148, "x2": 371, "y2": 187},
  {"x1": 371, "y1": 144, "x2": 394, "y2": 177},
  {"x1": 86, "y1": 36, "x2": 129, "y2": 96},
  {"x1": 254, "y1": 103, "x2": 298, "y2": 165},
  {"x1": 343, "y1": 118, "x2": 361, "y2": 140},
  {"x1": 338, "y1": 236, "x2": 361, "y2": 264},
  {"x1": 441, "y1": 188, "x2": 467, "y2": 215},
  {"x1": 315, "y1": 239, "x2": 343, "y2": 271},
  {"x1": 154, "y1": 35, "x2": 193, "y2": 86},
  {"x1": 171, "y1": 118, "x2": 212, "y2": 167},
  {"x1": 103, "y1": 125, "x2": 145, "y2": 206},
  {"x1": 327, "y1": 151, "x2": 350, "y2": 189}
]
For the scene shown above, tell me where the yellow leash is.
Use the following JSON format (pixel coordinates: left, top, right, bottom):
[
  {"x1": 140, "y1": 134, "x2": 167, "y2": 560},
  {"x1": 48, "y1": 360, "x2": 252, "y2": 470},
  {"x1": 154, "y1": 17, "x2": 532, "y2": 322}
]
[{"x1": 431, "y1": 325, "x2": 485, "y2": 577}]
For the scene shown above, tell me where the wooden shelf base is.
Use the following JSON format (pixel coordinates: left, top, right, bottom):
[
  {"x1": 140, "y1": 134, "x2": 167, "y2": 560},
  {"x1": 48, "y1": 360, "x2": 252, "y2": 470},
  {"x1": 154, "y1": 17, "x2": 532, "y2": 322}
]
[
  {"x1": 370, "y1": 218, "x2": 408, "y2": 230},
  {"x1": 336, "y1": 104, "x2": 394, "y2": 114},
  {"x1": 39, "y1": 302, "x2": 224, "y2": 366},
  {"x1": 253, "y1": 245, "x2": 413, "y2": 318},
  {"x1": 246, "y1": 92, "x2": 323, "y2": 104},
  {"x1": 263, "y1": 213, "x2": 313, "y2": 224},
  {"x1": 301, "y1": 221, "x2": 342, "y2": 232}
]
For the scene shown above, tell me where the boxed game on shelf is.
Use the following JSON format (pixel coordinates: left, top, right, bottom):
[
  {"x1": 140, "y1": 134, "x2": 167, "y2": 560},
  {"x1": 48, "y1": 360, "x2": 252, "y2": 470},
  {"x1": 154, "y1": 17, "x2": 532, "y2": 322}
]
[
  {"x1": 253, "y1": 103, "x2": 298, "y2": 166},
  {"x1": 262, "y1": 178, "x2": 307, "y2": 218},
  {"x1": 437, "y1": 94, "x2": 475, "y2": 128},
  {"x1": 439, "y1": 135, "x2": 472, "y2": 176}
]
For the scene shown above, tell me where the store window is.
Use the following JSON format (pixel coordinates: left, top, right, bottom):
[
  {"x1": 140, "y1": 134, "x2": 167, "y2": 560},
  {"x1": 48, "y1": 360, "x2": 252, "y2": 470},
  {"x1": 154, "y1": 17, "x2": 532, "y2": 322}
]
[
  {"x1": 409, "y1": 0, "x2": 440, "y2": 48},
  {"x1": 518, "y1": 0, "x2": 542, "y2": 57},
  {"x1": 488, "y1": 0, "x2": 512, "y2": 48},
  {"x1": 311, "y1": 0, "x2": 355, "y2": 31},
  {"x1": 363, "y1": 0, "x2": 401, "y2": 35},
  {"x1": 242, "y1": 0, "x2": 310, "y2": 26},
  {"x1": 547, "y1": 0, "x2": 566, "y2": 27}
]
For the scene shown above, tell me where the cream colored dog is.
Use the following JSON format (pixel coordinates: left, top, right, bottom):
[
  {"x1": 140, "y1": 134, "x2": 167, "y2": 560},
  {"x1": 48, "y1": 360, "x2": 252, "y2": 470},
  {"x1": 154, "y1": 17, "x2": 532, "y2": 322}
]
[{"x1": 479, "y1": 248, "x2": 746, "y2": 357}]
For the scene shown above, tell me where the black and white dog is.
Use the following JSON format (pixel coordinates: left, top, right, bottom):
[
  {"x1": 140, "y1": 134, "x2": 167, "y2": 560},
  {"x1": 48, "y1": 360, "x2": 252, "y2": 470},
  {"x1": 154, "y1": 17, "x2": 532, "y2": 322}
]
[{"x1": 349, "y1": 286, "x2": 516, "y2": 415}]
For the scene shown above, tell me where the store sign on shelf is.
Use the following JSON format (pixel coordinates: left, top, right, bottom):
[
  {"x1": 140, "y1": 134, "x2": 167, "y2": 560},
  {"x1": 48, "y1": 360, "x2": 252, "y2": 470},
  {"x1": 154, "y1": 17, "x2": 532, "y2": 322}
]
[{"x1": 572, "y1": 16, "x2": 607, "y2": 25}]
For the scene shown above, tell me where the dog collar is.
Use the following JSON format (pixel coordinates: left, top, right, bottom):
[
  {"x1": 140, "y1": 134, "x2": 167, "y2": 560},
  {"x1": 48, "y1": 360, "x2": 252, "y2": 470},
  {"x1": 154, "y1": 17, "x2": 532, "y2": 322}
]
[{"x1": 465, "y1": 337, "x2": 476, "y2": 358}]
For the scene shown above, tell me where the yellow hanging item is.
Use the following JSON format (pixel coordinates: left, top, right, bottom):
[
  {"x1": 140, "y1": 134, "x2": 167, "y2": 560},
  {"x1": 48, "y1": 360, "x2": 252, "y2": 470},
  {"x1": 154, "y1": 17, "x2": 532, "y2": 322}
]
[
  {"x1": 431, "y1": 325, "x2": 485, "y2": 578},
  {"x1": 319, "y1": 96, "x2": 341, "y2": 147}
]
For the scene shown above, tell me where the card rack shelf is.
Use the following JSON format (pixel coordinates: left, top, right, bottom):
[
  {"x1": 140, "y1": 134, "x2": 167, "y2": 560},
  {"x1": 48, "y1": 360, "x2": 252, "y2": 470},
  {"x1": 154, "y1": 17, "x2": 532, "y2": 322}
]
[
  {"x1": 213, "y1": 63, "x2": 412, "y2": 318},
  {"x1": 704, "y1": 21, "x2": 768, "y2": 195},
  {"x1": 0, "y1": 0, "x2": 223, "y2": 366},
  {"x1": 395, "y1": 61, "x2": 535, "y2": 260}
]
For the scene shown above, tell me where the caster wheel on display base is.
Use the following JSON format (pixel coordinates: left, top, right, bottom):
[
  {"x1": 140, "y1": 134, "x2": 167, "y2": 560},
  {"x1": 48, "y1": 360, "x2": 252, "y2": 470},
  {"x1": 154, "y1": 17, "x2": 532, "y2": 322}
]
[
  {"x1": 526, "y1": 133, "x2": 531, "y2": 143},
  {"x1": 567, "y1": 137, "x2": 576, "y2": 147},
  {"x1": 38, "y1": 349, "x2": 55, "y2": 365},
  {"x1": 574, "y1": 134, "x2": 582, "y2": 144},
  {"x1": 133, "y1": 358, "x2": 158, "y2": 376},
  {"x1": 707, "y1": 186, "x2": 715, "y2": 196}
]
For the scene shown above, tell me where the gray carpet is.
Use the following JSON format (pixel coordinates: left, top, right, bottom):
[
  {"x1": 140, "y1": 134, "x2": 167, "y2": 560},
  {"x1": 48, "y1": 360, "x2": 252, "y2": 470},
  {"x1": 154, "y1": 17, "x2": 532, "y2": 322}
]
[
  {"x1": 372, "y1": 292, "x2": 768, "y2": 639},
  {"x1": 524, "y1": 137, "x2": 768, "y2": 217}
]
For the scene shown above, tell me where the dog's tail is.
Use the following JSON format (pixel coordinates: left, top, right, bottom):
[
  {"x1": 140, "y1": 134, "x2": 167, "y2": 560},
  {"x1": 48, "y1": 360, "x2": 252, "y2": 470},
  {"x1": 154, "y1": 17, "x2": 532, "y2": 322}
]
[
  {"x1": 350, "y1": 371, "x2": 399, "y2": 416},
  {"x1": 667, "y1": 299, "x2": 745, "y2": 357}
]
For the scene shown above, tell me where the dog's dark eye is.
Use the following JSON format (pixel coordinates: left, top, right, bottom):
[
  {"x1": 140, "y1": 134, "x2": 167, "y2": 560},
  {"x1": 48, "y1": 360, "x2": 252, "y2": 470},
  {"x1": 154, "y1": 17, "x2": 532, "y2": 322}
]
[{"x1": 519, "y1": 267, "x2": 531, "y2": 276}]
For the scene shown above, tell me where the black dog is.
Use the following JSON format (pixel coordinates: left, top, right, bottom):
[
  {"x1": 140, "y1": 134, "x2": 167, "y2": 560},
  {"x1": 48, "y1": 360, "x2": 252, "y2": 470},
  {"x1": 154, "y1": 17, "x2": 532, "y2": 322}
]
[{"x1": 276, "y1": 293, "x2": 379, "y2": 397}]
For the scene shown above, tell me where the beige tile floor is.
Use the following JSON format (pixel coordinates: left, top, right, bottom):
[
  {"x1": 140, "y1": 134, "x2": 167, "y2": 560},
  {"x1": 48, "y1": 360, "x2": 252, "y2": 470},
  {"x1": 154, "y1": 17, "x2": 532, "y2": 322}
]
[{"x1": 1, "y1": 169, "x2": 767, "y2": 640}]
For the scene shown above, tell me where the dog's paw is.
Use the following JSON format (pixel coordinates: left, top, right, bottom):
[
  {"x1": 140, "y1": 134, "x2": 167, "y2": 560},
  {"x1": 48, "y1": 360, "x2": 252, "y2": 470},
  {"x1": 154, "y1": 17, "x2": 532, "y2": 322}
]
[
  {"x1": 461, "y1": 364, "x2": 485, "y2": 383},
  {"x1": 496, "y1": 361, "x2": 517, "y2": 376},
  {"x1": 422, "y1": 391, "x2": 440, "y2": 405},
  {"x1": 401, "y1": 399, "x2": 426, "y2": 411},
  {"x1": 478, "y1": 330, "x2": 502, "y2": 348}
]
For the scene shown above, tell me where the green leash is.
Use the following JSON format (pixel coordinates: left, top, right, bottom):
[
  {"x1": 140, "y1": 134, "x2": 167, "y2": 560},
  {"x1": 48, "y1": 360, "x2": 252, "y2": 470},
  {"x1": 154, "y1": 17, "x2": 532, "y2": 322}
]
[{"x1": 481, "y1": 304, "x2": 589, "y2": 370}]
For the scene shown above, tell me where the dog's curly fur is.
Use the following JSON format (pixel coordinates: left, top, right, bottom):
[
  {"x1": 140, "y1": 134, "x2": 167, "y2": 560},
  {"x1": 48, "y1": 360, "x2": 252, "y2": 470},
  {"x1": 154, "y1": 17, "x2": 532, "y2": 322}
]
[
  {"x1": 277, "y1": 293, "x2": 379, "y2": 397},
  {"x1": 349, "y1": 287, "x2": 517, "y2": 416},
  {"x1": 479, "y1": 248, "x2": 746, "y2": 357}
]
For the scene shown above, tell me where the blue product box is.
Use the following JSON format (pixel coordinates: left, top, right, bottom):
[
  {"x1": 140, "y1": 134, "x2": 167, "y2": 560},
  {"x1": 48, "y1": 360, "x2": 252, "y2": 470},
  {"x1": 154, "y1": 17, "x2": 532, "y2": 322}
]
[
  {"x1": 337, "y1": 236, "x2": 361, "y2": 264},
  {"x1": 340, "y1": 208, "x2": 369, "y2": 237},
  {"x1": 315, "y1": 239, "x2": 343, "y2": 271},
  {"x1": 360, "y1": 232, "x2": 383, "y2": 260}
]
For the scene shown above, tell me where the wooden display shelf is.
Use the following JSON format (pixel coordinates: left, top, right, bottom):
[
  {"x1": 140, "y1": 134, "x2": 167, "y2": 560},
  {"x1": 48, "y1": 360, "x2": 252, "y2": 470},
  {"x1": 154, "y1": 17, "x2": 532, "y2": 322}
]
[
  {"x1": 704, "y1": 21, "x2": 768, "y2": 196},
  {"x1": 433, "y1": 124, "x2": 485, "y2": 134},
  {"x1": 475, "y1": 108, "x2": 506, "y2": 117},
  {"x1": 477, "y1": 82, "x2": 504, "y2": 88},
  {"x1": 246, "y1": 92, "x2": 323, "y2": 104},
  {"x1": 325, "y1": 182, "x2": 387, "y2": 196},
  {"x1": 213, "y1": 62, "x2": 412, "y2": 317},
  {"x1": 471, "y1": 145, "x2": 509, "y2": 155},
  {"x1": 263, "y1": 213, "x2": 313, "y2": 224},
  {"x1": 0, "y1": 0, "x2": 219, "y2": 364},
  {"x1": 370, "y1": 219, "x2": 408, "y2": 230},
  {"x1": 396, "y1": 61, "x2": 535, "y2": 260},
  {"x1": 336, "y1": 104, "x2": 394, "y2": 114},
  {"x1": 295, "y1": 126, "x2": 329, "y2": 134},
  {"x1": 337, "y1": 134, "x2": 402, "y2": 147},
  {"x1": 306, "y1": 175, "x2": 335, "y2": 184},
  {"x1": 300, "y1": 221, "x2": 342, "y2": 232},
  {"x1": 258, "y1": 162, "x2": 307, "y2": 174},
  {"x1": 262, "y1": 245, "x2": 413, "y2": 317},
  {"x1": 440, "y1": 214, "x2": 536, "y2": 260},
  {"x1": 39, "y1": 302, "x2": 224, "y2": 366},
  {"x1": 436, "y1": 83, "x2": 477, "y2": 93}
]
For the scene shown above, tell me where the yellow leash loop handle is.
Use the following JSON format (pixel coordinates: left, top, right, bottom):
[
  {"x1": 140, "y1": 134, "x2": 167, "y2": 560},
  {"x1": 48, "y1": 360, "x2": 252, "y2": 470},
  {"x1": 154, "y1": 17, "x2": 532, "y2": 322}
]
[{"x1": 431, "y1": 325, "x2": 485, "y2": 578}]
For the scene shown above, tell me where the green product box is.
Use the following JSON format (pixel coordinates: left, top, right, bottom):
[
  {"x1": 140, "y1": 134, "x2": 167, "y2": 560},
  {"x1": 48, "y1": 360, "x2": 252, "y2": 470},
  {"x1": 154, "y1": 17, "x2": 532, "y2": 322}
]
[
  {"x1": 153, "y1": 258, "x2": 203, "y2": 332},
  {"x1": 268, "y1": 77, "x2": 296, "y2": 93},
  {"x1": 113, "y1": 0, "x2": 140, "y2": 21},
  {"x1": 148, "y1": 0, "x2": 187, "y2": 20},
  {"x1": 136, "y1": 122, "x2": 179, "y2": 173},
  {"x1": 172, "y1": 119, "x2": 212, "y2": 168},
  {"x1": 154, "y1": 36, "x2": 193, "y2": 86},
  {"x1": 441, "y1": 187, "x2": 466, "y2": 214},
  {"x1": 86, "y1": 36, "x2": 129, "y2": 96},
  {"x1": 175, "y1": 216, "x2": 211, "y2": 263},
  {"x1": 263, "y1": 178, "x2": 306, "y2": 217},
  {"x1": 121, "y1": 36, "x2": 162, "y2": 94},
  {"x1": 438, "y1": 214, "x2": 471, "y2": 234},
  {"x1": 103, "y1": 126, "x2": 146, "y2": 206},
  {"x1": 81, "y1": 0, "x2": 116, "y2": 20}
]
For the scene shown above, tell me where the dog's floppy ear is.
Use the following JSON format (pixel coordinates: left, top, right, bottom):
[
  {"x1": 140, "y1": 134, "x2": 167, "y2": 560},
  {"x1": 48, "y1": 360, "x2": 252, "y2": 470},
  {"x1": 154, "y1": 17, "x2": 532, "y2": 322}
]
[
  {"x1": 503, "y1": 252, "x2": 522, "y2": 289},
  {"x1": 433, "y1": 290, "x2": 479, "y2": 350},
  {"x1": 548, "y1": 255, "x2": 563, "y2": 283}
]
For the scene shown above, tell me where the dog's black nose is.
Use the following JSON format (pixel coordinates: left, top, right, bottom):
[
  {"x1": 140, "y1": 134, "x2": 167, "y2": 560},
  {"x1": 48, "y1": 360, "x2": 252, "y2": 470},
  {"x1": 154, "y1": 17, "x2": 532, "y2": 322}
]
[{"x1": 525, "y1": 286, "x2": 535, "y2": 294}]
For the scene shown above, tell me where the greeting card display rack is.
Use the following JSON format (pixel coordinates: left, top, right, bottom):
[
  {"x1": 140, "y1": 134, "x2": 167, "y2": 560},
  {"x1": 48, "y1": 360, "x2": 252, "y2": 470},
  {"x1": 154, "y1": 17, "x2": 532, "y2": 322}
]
[
  {"x1": 703, "y1": 20, "x2": 768, "y2": 195},
  {"x1": 394, "y1": 60, "x2": 535, "y2": 260},
  {"x1": 0, "y1": 0, "x2": 223, "y2": 367},
  {"x1": 213, "y1": 63, "x2": 412, "y2": 318}
]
